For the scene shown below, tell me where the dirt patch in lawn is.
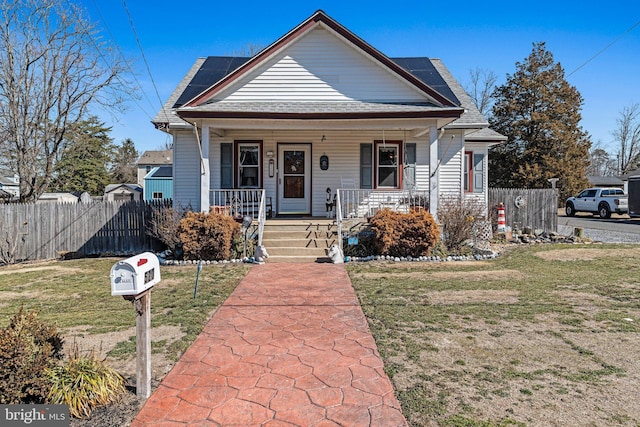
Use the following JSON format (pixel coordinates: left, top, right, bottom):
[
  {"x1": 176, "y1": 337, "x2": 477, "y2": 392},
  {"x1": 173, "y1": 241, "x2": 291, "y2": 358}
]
[
  {"x1": 64, "y1": 324, "x2": 184, "y2": 379},
  {"x1": 353, "y1": 269, "x2": 523, "y2": 281},
  {"x1": 427, "y1": 289, "x2": 520, "y2": 305},
  {"x1": 534, "y1": 247, "x2": 640, "y2": 262},
  {"x1": 0, "y1": 265, "x2": 84, "y2": 276}
]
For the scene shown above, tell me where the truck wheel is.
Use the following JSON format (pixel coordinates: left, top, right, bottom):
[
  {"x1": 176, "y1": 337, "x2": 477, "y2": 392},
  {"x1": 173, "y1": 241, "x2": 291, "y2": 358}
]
[
  {"x1": 598, "y1": 203, "x2": 611, "y2": 219},
  {"x1": 565, "y1": 202, "x2": 576, "y2": 217}
]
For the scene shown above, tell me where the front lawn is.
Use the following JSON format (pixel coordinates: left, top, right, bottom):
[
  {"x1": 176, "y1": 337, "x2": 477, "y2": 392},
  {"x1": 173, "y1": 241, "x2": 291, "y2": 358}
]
[{"x1": 348, "y1": 244, "x2": 640, "y2": 426}]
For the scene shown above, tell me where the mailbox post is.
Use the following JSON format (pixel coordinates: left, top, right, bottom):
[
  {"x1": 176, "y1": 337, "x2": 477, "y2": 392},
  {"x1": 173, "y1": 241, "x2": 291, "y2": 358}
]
[{"x1": 110, "y1": 252, "x2": 161, "y2": 399}]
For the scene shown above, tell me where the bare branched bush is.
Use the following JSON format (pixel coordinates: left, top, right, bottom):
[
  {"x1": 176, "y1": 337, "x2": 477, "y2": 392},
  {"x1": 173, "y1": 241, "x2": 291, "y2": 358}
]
[
  {"x1": 147, "y1": 204, "x2": 184, "y2": 254},
  {"x1": 438, "y1": 196, "x2": 487, "y2": 254}
]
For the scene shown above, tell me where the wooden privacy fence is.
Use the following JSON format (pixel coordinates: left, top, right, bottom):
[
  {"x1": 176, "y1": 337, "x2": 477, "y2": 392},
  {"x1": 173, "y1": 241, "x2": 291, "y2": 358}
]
[
  {"x1": 488, "y1": 188, "x2": 558, "y2": 233},
  {"x1": 0, "y1": 200, "x2": 169, "y2": 263}
]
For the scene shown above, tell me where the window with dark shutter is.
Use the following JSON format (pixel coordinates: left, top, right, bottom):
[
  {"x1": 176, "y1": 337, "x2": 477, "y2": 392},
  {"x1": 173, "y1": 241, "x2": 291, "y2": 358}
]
[{"x1": 220, "y1": 143, "x2": 233, "y2": 189}]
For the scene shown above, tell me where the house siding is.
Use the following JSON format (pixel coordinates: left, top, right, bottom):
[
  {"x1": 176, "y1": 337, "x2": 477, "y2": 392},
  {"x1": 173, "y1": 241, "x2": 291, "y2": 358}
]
[
  {"x1": 145, "y1": 178, "x2": 173, "y2": 201},
  {"x1": 219, "y1": 27, "x2": 428, "y2": 103},
  {"x1": 439, "y1": 131, "x2": 463, "y2": 197},
  {"x1": 203, "y1": 129, "x2": 431, "y2": 216},
  {"x1": 173, "y1": 131, "x2": 201, "y2": 210}
]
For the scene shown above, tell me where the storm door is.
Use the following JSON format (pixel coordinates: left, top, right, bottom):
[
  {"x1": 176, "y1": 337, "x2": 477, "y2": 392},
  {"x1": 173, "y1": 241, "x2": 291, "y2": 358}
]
[{"x1": 277, "y1": 144, "x2": 311, "y2": 215}]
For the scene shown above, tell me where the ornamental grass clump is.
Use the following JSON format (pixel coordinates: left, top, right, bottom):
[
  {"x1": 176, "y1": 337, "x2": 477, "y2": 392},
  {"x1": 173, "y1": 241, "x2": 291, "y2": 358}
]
[
  {"x1": 47, "y1": 347, "x2": 126, "y2": 419},
  {"x1": 368, "y1": 208, "x2": 440, "y2": 257}
]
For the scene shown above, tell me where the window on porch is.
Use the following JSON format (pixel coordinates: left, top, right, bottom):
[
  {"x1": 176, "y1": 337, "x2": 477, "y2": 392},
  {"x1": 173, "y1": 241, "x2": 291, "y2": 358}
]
[
  {"x1": 464, "y1": 150, "x2": 484, "y2": 193},
  {"x1": 220, "y1": 141, "x2": 263, "y2": 189},
  {"x1": 360, "y1": 141, "x2": 416, "y2": 190}
]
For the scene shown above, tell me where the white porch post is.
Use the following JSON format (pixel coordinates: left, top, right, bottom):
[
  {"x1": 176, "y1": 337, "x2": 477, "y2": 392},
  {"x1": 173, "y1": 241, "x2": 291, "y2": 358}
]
[
  {"x1": 429, "y1": 126, "x2": 439, "y2": 220},
  {"x1": 200, "y1": 125, "x2": 210, "y2": 213}
]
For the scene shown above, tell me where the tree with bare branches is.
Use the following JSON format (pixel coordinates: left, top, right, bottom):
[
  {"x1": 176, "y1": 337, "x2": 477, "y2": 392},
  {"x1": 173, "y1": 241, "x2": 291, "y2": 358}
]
[
  {"x1": 612, "y1": 103, "x2": 640, "y2": 174},
  {"x1": 465, "y1": 68, "x2": 498, "y2": 118},
  {"x1": 0, "y1": 0, "x2": 130, "y2": 202}
]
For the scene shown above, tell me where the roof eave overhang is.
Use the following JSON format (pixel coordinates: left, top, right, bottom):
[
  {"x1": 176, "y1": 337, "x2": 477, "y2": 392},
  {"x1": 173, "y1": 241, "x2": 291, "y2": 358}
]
[{"x1": 177, "y1": 108, "x2": 464, "y2": 121}]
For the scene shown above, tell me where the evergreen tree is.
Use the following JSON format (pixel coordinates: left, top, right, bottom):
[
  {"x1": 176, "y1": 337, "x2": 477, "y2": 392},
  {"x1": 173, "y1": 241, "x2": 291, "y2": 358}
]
[
  {"x1": 111, "y1": 138, "x2": 139, "y2": 183},
  {"x1": 489, "y1": 42, "x2": 591, "y2": 201},
  {"x1": 50, "y1": 117, "x2": 114, "y2": 195}
]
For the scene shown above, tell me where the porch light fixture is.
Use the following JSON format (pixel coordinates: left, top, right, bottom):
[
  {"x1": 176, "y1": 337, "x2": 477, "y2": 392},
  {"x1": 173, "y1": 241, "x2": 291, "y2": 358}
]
[
  {"x1": 266, "y1": 150, "x2": 274, "y2": 158},
  {"x1": 321, "y1": 134, "x2": 327, "y2": 142}
]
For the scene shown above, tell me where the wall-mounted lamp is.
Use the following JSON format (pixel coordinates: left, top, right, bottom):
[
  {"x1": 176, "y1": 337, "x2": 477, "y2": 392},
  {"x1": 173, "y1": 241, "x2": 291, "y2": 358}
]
[
  {"x1": 266, "y1": 150, "x2": 274, "y2": 158},
  {"x1": 321, "y1": 134, "x2": 327, "y2": 142}
]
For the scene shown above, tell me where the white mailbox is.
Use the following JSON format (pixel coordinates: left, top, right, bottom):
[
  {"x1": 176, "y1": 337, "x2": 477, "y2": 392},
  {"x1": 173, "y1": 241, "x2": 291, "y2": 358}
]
[{"x1": 110, "y1": 252, "x2": 161, "y2": 296}]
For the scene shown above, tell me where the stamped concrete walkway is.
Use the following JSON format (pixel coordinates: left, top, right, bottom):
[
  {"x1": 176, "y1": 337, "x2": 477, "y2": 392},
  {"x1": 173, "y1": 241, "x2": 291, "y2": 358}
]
[{"x1": 131, "y1": 263, "x2": 407, "y2": 427}]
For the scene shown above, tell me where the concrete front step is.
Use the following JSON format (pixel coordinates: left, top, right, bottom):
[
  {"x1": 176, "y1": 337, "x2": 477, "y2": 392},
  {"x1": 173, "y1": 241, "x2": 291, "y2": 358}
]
[
  {"x1": 268, "y1": 255, "x2": 333, "y2": 263},
  {"x1": 263, "y1": 238, "x2": 336, "y2": 249},
  {"x1": 265, "y1": 246, "x2": 329, "y2": 257},
  {"x1": 262, "y1": 219, "x2": 338, "y2": 263}
]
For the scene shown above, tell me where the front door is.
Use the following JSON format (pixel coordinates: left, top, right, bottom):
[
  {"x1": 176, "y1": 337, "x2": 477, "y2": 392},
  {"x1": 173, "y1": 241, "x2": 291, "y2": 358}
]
[{"x1": 278, "y1": 144, "x2": 311, "y2": 215}]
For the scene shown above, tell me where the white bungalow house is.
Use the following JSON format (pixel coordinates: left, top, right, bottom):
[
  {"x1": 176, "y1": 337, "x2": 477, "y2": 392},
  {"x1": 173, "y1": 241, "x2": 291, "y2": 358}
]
[{"x1": 153, "y1": 10, "x2": 505, "y2": 238}]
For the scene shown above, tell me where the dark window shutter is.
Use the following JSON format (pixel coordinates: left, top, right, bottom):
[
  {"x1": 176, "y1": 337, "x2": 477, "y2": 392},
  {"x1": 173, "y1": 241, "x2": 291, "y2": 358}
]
[
  {"x1": 473, "y1": 153, "x2": 484, "y2": 193},
  {"x1": 404, "y1": 143, "x2": 416, "y2": 189},
  {"x1": 221, "y1": 143, "x2": 233, "y2": 189},
  {"x1": 360, "y1": 144, "x2": 372, "y2": 189}
]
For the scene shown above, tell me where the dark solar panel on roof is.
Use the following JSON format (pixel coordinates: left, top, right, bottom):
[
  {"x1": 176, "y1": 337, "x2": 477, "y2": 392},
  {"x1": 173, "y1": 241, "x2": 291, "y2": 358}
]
[
  {"x1": 173, "y1": 57, "x2": 251, "y2": 107},
  {"x1": 390, "y1": 58, "x2": 460, "y2": 105}
]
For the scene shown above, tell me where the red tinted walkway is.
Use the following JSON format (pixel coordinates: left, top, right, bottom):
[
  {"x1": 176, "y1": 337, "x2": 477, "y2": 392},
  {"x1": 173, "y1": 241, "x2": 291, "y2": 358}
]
[{"x1": 131, "y1": 263, "x2": 407, "y2": 426}]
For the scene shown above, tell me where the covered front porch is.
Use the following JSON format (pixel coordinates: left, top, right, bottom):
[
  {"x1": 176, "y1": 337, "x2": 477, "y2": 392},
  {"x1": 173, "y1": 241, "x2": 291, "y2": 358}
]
[{"x1": 209, "y1": 187, "x2": 431, "y2": 251}]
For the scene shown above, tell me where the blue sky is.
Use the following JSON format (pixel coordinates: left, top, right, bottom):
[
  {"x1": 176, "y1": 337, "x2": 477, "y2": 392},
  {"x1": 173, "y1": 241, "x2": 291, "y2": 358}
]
[{"x1": 79, "y1": 0, "x2": 640, "y2": 155}]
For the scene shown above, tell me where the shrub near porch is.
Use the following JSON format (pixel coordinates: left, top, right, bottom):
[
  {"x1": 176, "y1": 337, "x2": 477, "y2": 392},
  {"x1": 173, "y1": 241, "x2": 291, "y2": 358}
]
[{"x1": 368, "y1": 209, "x2": 440, "y2": 257}]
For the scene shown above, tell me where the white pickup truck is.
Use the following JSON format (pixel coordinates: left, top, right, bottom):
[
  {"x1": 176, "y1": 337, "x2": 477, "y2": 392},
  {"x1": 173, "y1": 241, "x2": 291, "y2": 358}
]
[{"x1": 565, "y1": 188, "x2": 628, "y2": 218}]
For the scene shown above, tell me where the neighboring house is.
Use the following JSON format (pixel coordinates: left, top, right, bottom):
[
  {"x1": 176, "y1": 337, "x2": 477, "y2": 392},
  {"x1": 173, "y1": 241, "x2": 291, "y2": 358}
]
[
  {"x1": 153, "y1": 10, "x2": 506, "y2": 218},
  {"x1": 103, "y1": 184, "x2": 143, "y2": 202},
  {"x1": 587, "y1": 175, "x2": 624, "y2": 188},
  {"x1": 144, "y1": 166, "x2": 173, "y2": 201},
  {"x1": 0, "y1": 174, "x2": 20, "y2": 201},
  {"x1": 619, "y1": 168, "x2": 640, "y2": 193},
  {"x1": 137, "y1": 150, "x2": 173, "y2": 187}
]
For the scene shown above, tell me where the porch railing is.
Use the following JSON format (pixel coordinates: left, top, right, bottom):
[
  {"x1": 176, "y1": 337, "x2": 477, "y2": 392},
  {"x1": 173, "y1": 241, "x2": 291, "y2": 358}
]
[
  {"x1": 210, "y1": 189, "x2": 266, "y2": 246},
  {"x1": 335, "y1": 189, "x2": 429, "y2": 251}
]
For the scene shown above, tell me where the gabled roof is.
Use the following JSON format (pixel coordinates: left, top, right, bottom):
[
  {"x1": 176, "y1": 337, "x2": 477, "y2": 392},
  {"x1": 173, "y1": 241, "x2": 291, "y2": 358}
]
[
  {"x1": 104, "y1": 184, "x2": 143, "y2": 194},
  {"x1": 138, "y1": 150, "x2": 173, "y2": 166},
  {"x1": 153, "y1": 10, "x2": 500, "y2": 133},
  {"x1": 184, "y1": 10, "x2": 457, "y2": 109}
]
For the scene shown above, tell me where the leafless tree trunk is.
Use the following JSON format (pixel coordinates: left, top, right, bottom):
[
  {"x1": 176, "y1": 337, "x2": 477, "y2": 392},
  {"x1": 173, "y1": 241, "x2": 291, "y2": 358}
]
[
  {"x1": 612, "y1": 103, "x2": 640, "y2": 174},
  {"x1": 465, "y1": 68, "x2": 498, "y2": 118},
  {"x1": 0, "y1": 0, "x2": 130, "y2": 202}
]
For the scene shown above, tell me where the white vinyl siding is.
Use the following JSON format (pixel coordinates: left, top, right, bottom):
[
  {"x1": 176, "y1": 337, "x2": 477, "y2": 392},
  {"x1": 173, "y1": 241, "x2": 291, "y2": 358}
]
[
  {"x1": 219, "y1": 27, "x2": 429, "y2": 103},
  {"x1": 438, "y1": 131, "x2": 463, "y2": 197},
  {"x1": 172, "y1": 131, "x2": 201, "y2": 210}
]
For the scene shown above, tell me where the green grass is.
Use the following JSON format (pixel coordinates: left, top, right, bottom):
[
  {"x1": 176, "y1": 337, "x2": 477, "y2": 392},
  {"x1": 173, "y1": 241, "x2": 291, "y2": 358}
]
[
  {"x1": 0, "y1": 258, "x2": 249, "y2": 361},
  {"x1": 347, "y1": 243, "x2": 640, "y2": 426}
]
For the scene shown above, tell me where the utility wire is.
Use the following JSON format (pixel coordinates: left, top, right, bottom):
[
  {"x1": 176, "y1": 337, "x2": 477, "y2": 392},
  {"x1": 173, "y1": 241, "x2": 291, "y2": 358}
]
[
  {"x1": 568, "y1": 18, "x2": 640, "y2": 77},
  {"x1": 63, "y1": 0, "x2": 154, "y2": 122},
  {"x1": 121, "y1": 0, "x2": 169, "y2": 122},
  {"x1": 89, "y1": 0, "x2": 157, "y2": 118}
]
